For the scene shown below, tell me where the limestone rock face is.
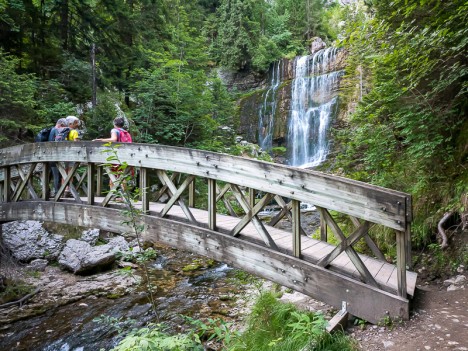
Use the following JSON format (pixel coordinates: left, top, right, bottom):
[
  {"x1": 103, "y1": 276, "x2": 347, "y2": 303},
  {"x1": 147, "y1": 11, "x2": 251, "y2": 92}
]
[
  {"x1": 58, "y1": 239, "x2": 116, "y2": 274},
  {"x1": 310, "y1": 37, "x2": 326, "y2": 55},
  {"x1": 237, "y1": 48, "x2": 347, "y2": 149},
  {"x1": 1, "y1": 220, "x2": 65, "y2": 262}
]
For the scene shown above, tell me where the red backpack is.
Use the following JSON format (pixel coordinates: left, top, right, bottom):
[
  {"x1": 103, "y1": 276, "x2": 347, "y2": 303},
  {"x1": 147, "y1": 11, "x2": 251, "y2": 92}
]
[{"x1": 116, "y1": 128, "x2": 132, "y2": 143}]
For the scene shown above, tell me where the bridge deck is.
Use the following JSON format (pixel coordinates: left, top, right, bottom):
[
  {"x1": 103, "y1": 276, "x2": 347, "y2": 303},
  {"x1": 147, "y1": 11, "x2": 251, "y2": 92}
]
[{"x1": 98, "y1": 197, "x2": 417, "y2": 297}]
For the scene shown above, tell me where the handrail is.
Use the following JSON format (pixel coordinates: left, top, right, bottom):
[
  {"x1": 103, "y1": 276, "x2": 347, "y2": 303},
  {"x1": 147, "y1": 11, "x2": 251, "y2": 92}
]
[{"x1": 0, "y1": 142, "x2": 411, "y2": 231}]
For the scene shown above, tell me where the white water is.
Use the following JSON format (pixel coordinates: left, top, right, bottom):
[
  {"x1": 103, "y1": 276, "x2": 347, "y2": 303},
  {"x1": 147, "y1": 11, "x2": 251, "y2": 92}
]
[
  {"x1": 258, "y1": 60, "x2": 282, "y2": 151},
  {"x1": 288, "y1": 48, "x2": 342, "y2": 167}
]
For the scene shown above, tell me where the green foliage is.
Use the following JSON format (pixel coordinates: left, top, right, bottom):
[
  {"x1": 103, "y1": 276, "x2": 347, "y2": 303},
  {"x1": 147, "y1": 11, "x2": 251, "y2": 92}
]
[
  {"x1": 333, "y1": 0, "x2": 468, "y2": 245},
  {"x1": 211, "y1": 0, "x2": 329, "y2": 72},
  {"x1": 226, "y1": 291, "x2": 357, "y2": 351},
  {"x1": 0, "y1": 50, "x2": 37, "y2": 145},
  {"x1": 110, "y1": 323, "x2": 203, "y2": 351},
  {"x1": 0, "y1": 279, "x2": 35, "y2": 304},
  {"x1": 184, "y1": 316, "x2": 239, "y2": 346}
]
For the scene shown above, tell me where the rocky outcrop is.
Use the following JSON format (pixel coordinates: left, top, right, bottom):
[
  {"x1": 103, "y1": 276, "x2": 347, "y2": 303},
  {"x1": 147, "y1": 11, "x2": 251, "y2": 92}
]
[
  {"x1": 217, "y1": 68, "x2": 267, "y2": 91},
  {"x1": 1, "y1": 221, "x2": 136, "y2": 275},
  {"x1": 58, "y1": 239, "x2": 116, "y2": 274},
  {"x1": 1, "y1": 221, "x2": 65, "y2": 262}
]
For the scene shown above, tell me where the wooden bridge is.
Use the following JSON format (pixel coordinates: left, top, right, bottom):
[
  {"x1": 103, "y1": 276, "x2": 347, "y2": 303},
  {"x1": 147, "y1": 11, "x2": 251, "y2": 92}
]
[{"x1": 0, "y1": 142, "x2": 416, "y2": 324}]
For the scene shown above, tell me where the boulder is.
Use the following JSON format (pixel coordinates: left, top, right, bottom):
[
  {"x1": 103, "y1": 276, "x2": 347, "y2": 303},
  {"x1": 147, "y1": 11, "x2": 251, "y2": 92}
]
[
  {"x1": 27, "y1": 259, "x2": 49, "y2": 272},
  {"x1": 58, "y1": 239, "x2": 116, "y2": 274},
  {"x1": 80, "y1": 228, "x2": 100, "y2": 245},
  {"x1": 310, "y1": 37, "x2": 326, "y2": 55},
  {"x1": 1, "y1": 221, "x2": 64, "y2": 262}
]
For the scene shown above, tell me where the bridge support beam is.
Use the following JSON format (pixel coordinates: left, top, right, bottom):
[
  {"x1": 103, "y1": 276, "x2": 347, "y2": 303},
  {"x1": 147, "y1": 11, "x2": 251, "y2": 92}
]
[
  {"x1": 0, "y1": 201, "x2": 411, "y2": 325},
  {"x1": 326, "y1": 301, "x2": 349, "y2": 333}
]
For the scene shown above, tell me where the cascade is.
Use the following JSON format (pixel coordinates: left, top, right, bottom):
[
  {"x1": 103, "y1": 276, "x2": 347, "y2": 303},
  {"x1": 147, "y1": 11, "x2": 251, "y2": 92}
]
[
  {"x1": 258, "y1": 60, "x2": 282, "y2": 151},
  {"x1": 288, "y1": 48, "x2": 342, "y2": 167}
]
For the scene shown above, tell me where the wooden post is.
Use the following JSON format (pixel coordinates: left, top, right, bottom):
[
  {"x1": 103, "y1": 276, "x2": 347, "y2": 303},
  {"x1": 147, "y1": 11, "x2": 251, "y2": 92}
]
[
  {"x1": 87, "y1": 163, "x2": 95, "y2": 205},
  {"x1": 96, "y1": 165, "x2": 102, "y2": 196},
  {"x1": 405, "y1": 196, "x2": 413, "y2": 270},
  {"x1": 42, "y1": 162, "x2": 50, "y2": 200},
  {"x1": 320, "y1": 207, "x2": 327, "y2": 242},
  {"x1": 292, "y1": 199, "x2": 301, "y2": 258},
  {"x1": 208, "y1": 178, "x2": 216, "y2": 230},
  {"x1": 189, "y1": 178, "x2": 195, "y2": 208},
  {"x1": 140, "y1": 167, "x2": 149, "y2": 213},
  {"x1": 3, "y1": 167, "x2": 11, "y2": 202},
  {"x1": 396, "y1": 230, "x2": 407, "y2": 298},
  {"x1": 249, "y1": 188, "x2": 256, "y2": 208}
]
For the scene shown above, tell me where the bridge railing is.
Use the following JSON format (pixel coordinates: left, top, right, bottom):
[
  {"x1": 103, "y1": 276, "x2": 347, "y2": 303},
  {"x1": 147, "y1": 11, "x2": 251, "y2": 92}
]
[{"x1": 0, "y1": 142, "x2": 412, "y2": 298}]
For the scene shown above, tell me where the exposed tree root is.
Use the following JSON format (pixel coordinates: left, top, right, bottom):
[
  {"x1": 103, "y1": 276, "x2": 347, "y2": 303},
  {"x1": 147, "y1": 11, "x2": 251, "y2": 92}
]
[
  {"x1": 0, "y1": 288, "x2": 40, "y2": 309},
  {"x1": 437, "y1": 211, "x2": 453, "y2": 249}
]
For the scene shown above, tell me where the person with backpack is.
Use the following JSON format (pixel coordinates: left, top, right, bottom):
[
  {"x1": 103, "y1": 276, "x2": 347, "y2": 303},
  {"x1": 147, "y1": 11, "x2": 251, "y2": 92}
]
[
  {"x1": 65, "y1": 116, "x2": 80, "y2": 141},
  {"x1": 48, "y1": 118, "x2": 68, "y2": 197},
  {"x1": 93, "y1": 117, "x2": 132, "y2": 143},
  {"x1": 93, "y1": 117, "x2": 133, "y2": 197},
  {"x1": 61, "y1": 116, "x2": 81, "y2": 198}
]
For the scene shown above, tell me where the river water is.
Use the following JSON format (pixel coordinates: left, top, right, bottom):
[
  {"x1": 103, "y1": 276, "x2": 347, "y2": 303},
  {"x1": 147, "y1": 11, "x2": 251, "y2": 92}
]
[{"x1": 0, "y1": 246, "x2": 247, "y2": 351}]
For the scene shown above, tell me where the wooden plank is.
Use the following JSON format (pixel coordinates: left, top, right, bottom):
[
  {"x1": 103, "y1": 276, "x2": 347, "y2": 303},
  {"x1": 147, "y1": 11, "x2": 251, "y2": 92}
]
[
  {"x1": 317, "y1": 221, "x2": 370, "y2": 267},
  {"x1": 157, "y1": 171, "x2": 197, "y2": 224},
  {"x1": 208, "y1": 179, "x2": 216, "y2": 230},
  {"x1": 140, "y1": 167, "x2": 149, "y2": 213},
  {"x1": 42, "y1": 162, "x2": 50, "y2": 200},
  {"x1": 13, "y1": 163, "x2": 38, "y2": 202},
  {"x1": 396, "y1": 230, "x2": 407, "y2": 298},
  {"x1": 292, "y1": 200, "x2": 301, "y2": 258},
  {"x1": 350, "y1": 216, "x2": 386, "y2": 262},
  {"x1": 3, "y1": 167, "x2": 11, "y2": 202},
  {"x1": 87, "y1": 163, "x2": 95, "y2": 205},
  {"x1": 189, "y1": 178, "x2": 195, "y2": 208}
]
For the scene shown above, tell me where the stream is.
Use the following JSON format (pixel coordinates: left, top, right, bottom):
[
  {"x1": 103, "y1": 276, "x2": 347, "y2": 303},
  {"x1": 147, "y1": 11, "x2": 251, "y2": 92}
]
[{"x1": 0, "y1": 246, "x2": 248, "y2": 351}]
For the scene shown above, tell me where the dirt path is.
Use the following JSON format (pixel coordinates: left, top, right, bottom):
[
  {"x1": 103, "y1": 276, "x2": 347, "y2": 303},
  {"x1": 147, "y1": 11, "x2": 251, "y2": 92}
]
[
  {"x1": 279, "y1": 278, "x2": 467, "y2": 351},
  {"x1": 350, "y1": 283, "x2": 468, "y2": 351}
]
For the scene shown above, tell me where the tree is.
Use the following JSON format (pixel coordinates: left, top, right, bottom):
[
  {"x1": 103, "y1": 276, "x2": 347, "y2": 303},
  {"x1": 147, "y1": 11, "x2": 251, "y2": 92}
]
[{"x1": 0, "y1": 50, "x2": 37, "y2": 145}]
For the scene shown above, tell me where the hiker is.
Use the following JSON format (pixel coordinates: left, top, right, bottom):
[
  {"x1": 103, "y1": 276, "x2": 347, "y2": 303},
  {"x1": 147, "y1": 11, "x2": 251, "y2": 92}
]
[
  {"x1": 93, "y1": 117, "x2": 132, "y2": 143},
  {"x1": 65, "y1": 116, "x2": 80, "y2": 141},
  {"x1": 63, "y1": 116, "x2": 81, "y2": 198},
  {"x1": 48, "y1": 118, "x2": 68, "y2": 196},
  {"x1": 93, "y1": 117, "x2": 133, "y2": 197}
]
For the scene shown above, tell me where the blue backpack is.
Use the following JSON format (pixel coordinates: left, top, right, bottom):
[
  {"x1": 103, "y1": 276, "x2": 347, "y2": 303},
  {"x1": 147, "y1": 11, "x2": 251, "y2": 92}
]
[
  {"x1": 55, "y1": 127, "x2": 70, "y2": 141},
  {"x1": 35, "y1": 127, "x2": 53, "y2": 142}
]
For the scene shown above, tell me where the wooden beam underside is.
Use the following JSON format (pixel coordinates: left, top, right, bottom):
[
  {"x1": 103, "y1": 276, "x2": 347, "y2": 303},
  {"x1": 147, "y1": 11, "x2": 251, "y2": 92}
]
[{"x1": 0, "y1": 201, "x2": 410, "y2": 325}]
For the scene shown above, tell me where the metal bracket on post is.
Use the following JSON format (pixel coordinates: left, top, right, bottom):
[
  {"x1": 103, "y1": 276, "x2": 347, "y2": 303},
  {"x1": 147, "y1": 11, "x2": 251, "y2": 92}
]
[{"x1": 326, "y1": 301, "x2": 349, "y2": 333}]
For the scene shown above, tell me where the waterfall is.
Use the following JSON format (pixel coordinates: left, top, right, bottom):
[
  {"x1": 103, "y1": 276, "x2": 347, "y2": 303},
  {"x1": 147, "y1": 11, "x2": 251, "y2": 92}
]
[
  {"x1": 258, "y1": 60, "x2": 282, "y2": 151},
  {"x1": 288, "y1": 48, "x2": 342, "y2": 167}
]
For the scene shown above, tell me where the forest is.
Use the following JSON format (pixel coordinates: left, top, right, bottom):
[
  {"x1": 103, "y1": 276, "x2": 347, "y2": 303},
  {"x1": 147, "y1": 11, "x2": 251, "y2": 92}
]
[
  {"x1": 2, "y1": 0, "x2": 466, "y2": 253},
  {"x1": 0, "y1": 0, "x2": 467, "y2": 349}
]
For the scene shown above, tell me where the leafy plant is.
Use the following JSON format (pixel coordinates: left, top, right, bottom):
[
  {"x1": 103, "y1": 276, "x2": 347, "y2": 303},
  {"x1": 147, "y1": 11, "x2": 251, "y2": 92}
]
[
  {"x1": 111, "y1": 323, "x2": 203, "y2": 351},
  {"x1": 184, "y1": 316, "x2": 239, "y2": 346}
]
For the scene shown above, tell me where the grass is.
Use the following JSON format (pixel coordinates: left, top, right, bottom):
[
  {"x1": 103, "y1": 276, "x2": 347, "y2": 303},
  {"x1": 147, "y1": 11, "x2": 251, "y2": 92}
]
[{"x1": 225, "y1": 290, "x2": 358, "y2": 351}]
